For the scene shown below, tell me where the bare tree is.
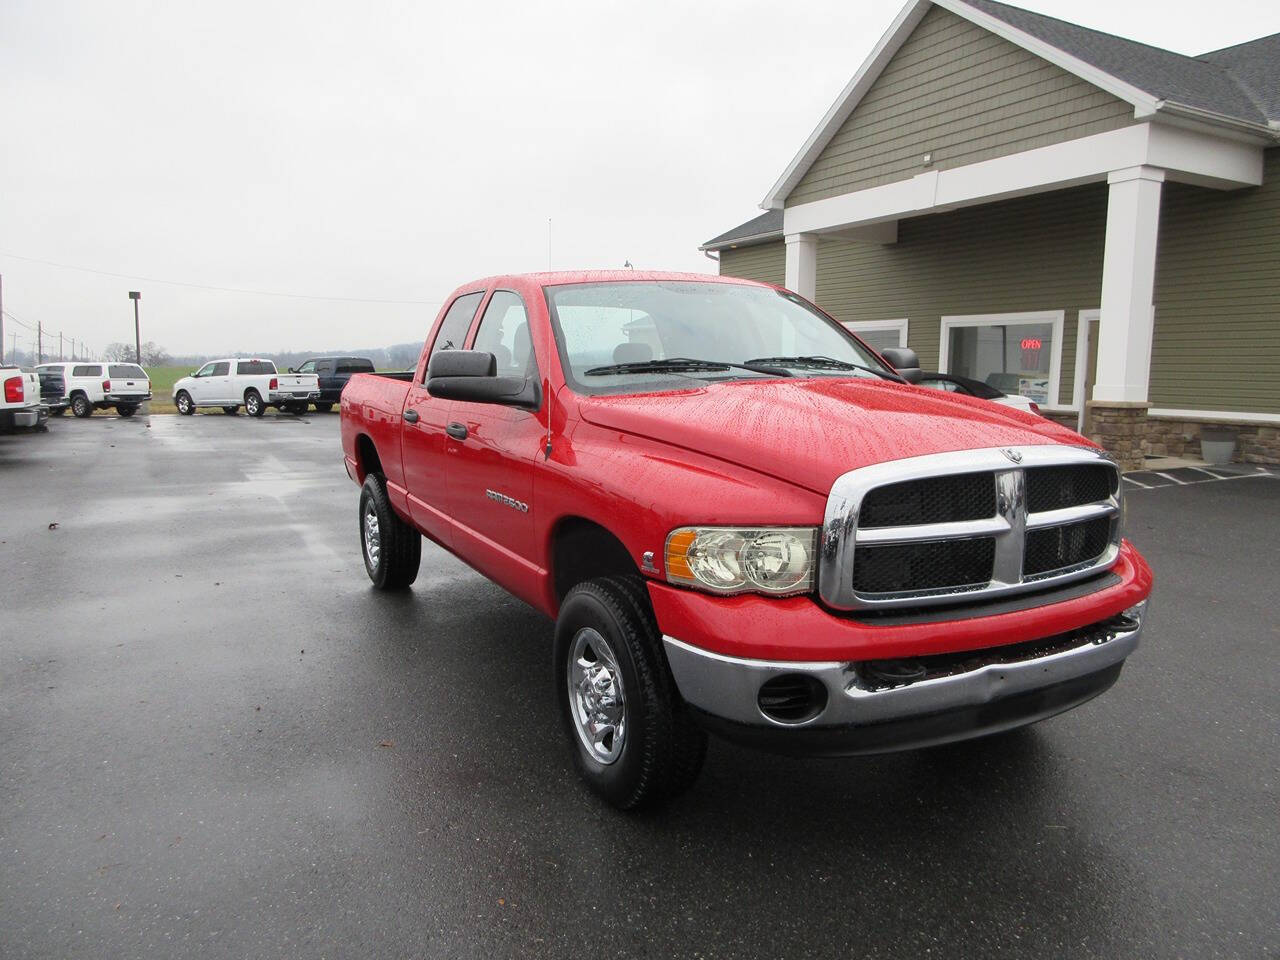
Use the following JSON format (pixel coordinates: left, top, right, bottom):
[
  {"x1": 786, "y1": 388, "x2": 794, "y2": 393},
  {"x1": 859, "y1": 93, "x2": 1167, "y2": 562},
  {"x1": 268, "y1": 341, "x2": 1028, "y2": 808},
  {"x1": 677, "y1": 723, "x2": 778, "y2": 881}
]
[
  {"x1": 102, "y1": 342, "x2": 134, "y2": 362},
  {"x1": 139, "y1": 341, "x2": 171, "y2": 366}
]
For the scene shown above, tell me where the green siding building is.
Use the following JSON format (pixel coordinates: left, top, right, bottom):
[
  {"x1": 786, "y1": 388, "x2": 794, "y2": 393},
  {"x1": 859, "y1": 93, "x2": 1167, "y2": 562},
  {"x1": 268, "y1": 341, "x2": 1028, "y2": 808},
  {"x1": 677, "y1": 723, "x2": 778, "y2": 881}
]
[{"x1": 703, "y1": 0, "x2": 1280, "y2": 468}]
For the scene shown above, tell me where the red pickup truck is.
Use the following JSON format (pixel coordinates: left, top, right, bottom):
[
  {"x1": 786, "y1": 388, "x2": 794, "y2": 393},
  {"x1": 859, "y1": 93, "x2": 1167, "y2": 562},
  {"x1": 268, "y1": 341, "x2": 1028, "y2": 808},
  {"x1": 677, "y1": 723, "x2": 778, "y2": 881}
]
[{"x1": 341, "y1": 271, "x2": 1151, "y2": 808}]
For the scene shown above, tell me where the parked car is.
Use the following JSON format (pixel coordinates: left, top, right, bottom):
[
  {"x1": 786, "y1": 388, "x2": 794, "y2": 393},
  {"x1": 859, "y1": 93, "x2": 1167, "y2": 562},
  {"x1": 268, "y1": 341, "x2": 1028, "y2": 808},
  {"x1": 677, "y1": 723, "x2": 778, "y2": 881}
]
[
  {"x1": 913, "y1": 370, "x2": 1042, "y2": 415},
  {"x1": 171, "y1": 358, "x2": 320, "y2": 417},
  {"x1": 1, "y1": 366, "x2": 48, "y2": 432},
  {"x1": 289, "y1": 356, "x2": 375, "y2": 411},
  {"x1": 36, "y1": 366, "x2": 69, "y2": 415},
  {"x1": 340, "y1": 272, "x2": 1152, "y2": 809},
  {"x1": 37, "y1": 361, "x2": 151, "y2": 418}
]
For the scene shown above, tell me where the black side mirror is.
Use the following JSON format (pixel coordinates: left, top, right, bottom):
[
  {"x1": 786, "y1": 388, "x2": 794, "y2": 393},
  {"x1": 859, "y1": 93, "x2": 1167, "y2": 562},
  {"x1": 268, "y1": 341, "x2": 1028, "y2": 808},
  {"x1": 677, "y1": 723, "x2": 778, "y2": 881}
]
[
  {"x1": 879, "y1": 347, "x2": 923, "y2": 383},
  {"x1": 426, "y1": 350, "x2": 540, "y2": 410}
]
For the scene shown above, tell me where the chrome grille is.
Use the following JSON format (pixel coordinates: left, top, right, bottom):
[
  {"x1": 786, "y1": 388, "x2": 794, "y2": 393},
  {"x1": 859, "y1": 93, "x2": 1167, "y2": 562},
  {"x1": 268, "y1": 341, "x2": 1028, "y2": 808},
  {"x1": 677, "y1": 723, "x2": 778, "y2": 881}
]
[{"x1": 819, "y1": 446, "x2": 1122, "y2": 610}]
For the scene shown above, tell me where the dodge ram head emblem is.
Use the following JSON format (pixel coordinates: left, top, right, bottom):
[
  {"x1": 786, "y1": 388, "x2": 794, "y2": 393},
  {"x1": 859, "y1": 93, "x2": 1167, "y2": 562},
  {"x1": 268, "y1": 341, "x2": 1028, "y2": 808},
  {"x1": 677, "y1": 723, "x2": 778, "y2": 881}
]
[{"x1": 1000, "y1": 448, "x2": 1023, "y2": 464}]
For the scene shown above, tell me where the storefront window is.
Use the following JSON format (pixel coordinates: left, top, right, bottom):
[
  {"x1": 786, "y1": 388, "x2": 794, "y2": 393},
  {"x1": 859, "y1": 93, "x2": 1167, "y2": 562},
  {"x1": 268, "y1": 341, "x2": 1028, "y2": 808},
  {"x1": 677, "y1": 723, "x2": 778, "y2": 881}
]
[{"x1": 946, "y1": 320, "x2": 1055, "y2": 403}]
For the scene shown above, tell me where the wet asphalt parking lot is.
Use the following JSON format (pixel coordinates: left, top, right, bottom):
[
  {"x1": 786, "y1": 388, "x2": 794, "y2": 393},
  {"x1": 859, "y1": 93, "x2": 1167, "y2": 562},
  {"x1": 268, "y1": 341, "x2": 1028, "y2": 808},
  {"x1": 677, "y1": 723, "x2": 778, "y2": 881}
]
[{"x1": 1, "y1": 412, "x2": 1277, "y2": 959}]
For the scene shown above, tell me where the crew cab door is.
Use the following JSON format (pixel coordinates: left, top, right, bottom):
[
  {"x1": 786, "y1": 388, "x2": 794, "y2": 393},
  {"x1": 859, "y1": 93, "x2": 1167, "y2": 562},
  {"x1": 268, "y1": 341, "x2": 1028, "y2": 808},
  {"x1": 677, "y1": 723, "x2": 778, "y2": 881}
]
[
  {"x1": 401, "y1": 291, "x2": 485, "y2": 545},
  {"x1": 443, "y1": 290, "x2": 544, "y2": 591}
]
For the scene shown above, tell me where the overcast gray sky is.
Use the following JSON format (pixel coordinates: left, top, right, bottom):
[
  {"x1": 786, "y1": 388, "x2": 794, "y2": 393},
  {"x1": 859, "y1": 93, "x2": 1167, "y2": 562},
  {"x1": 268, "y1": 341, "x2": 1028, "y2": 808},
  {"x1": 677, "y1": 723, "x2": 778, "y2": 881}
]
[{"x1": 2, "y1": 0, "x2": 1274, "y2": 357}]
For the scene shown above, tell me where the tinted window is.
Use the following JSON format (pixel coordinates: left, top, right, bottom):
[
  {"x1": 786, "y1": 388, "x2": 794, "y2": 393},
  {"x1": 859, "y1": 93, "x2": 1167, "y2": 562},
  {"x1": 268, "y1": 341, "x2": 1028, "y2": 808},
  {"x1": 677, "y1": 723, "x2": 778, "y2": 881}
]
[
  {"x1": 296, "y1": 361, "x2": 316, "y2": 374},
  {"x1": 236, "y1": 360, "x2": 275, "y2": 375},
  {"x1": 336, "y1": 359, "x2": 374, "y2": 374},
  {"x1": 471, "y1": 291, "x2": 535, "y2": 379},
  {"x1": 424, "y1": 292, "x2": 484, "y2": 379},
  {"x1": 72, "y1": 365, "x2": 102, "y2": 377},
  {"x1": 212, "y1": 362, "x2": 231, "y2": 376},
  {"x1": 108, "y1": 364, "x2": 146, "y2": 378}
]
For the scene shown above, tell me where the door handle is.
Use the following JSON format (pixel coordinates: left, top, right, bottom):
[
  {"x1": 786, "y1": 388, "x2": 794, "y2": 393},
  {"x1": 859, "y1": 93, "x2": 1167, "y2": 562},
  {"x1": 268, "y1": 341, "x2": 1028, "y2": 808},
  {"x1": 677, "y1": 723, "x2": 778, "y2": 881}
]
[
  {"x1": 446, "y1": 422, "x2": 468, "y2": 441},
  {"x1": 402, "y1": 409, "x2": 419, "y2": 423}
]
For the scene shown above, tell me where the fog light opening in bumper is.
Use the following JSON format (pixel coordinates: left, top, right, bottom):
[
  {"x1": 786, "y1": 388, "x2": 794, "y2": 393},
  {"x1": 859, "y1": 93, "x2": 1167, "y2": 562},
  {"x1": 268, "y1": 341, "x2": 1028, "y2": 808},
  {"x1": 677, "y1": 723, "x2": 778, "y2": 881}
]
[{"x1": 757, "y1": 674, "x2": 828, "y2": 725}]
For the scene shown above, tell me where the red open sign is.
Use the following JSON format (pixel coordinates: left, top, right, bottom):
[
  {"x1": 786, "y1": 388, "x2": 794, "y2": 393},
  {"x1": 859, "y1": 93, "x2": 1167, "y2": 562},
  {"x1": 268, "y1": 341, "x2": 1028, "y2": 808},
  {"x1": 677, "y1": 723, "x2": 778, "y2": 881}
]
[{"x1": 1021, "y1": 337, "x2": 1042, "y2": 350}]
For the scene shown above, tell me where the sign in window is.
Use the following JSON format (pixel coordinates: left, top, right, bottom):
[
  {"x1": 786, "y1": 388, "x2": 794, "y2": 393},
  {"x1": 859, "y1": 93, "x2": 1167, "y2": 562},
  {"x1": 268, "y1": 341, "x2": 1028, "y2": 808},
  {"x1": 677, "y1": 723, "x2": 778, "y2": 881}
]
[{"x1": 948, "y1": 322, "x2": 1054, "y2": 403}]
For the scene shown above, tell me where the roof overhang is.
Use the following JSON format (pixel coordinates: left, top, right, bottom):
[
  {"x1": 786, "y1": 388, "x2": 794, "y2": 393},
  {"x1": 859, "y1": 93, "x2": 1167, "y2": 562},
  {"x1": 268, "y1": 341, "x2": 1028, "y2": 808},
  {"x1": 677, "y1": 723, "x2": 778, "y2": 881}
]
[{"x1": 760, "y1": 0, "x2": 1273, "y2": 211}]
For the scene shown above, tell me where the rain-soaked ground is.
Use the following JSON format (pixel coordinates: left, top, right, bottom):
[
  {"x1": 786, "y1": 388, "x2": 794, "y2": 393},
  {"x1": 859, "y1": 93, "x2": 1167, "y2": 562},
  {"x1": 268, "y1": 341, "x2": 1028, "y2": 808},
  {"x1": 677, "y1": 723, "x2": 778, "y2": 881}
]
[{"x1": 1, "y1": 412, "x2": 1276, "y2": 959}]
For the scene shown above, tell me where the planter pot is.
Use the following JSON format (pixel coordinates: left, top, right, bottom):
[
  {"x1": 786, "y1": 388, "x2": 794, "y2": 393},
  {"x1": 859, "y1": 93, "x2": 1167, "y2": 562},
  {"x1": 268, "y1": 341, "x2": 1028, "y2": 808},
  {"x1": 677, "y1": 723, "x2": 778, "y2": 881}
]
[{"x1": 1199, "y1": 428, "x2": 1237, "y2": 465}]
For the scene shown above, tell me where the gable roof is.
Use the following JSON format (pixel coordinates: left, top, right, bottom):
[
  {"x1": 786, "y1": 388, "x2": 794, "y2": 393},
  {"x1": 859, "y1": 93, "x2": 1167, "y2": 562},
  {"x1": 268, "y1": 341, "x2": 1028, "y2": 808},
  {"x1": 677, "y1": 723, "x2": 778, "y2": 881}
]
[
  {"x1": 700, "y1": 209, "x2": 783, "y2": 251},
  {"x1": 760, "y1": 0, "x2": 1280, "y2": 210}
]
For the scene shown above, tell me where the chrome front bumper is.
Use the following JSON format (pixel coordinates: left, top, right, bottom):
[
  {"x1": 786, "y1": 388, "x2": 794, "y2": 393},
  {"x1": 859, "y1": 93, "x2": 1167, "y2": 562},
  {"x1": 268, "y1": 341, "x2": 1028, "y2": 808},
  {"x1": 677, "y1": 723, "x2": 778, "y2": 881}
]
[{"x1": 664, "y1": 604, "x2": 1144, "y2": 752}]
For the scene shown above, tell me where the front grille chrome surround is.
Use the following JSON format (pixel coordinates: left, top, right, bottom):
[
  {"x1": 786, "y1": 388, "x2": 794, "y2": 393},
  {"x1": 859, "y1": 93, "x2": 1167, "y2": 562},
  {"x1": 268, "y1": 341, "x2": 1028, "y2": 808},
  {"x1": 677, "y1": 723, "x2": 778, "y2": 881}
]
[{"x1": 819, "y1": 446, "x2": 1122, "y2": 611}]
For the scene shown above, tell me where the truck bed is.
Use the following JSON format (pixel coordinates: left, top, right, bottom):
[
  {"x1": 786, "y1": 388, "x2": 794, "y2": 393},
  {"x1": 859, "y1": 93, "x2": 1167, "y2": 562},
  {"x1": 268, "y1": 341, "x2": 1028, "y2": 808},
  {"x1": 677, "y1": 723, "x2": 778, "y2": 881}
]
[{"x1": 340, "y1": 372, "x2": 416, "y2": 492}]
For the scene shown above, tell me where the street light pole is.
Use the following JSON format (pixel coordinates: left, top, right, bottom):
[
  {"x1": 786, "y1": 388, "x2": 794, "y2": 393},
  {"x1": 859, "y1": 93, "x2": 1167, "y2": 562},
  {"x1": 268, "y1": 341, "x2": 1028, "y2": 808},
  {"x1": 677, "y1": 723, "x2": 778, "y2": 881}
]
[{"x1": 129, "y1": 291, "x2": 142, "y2": 363}]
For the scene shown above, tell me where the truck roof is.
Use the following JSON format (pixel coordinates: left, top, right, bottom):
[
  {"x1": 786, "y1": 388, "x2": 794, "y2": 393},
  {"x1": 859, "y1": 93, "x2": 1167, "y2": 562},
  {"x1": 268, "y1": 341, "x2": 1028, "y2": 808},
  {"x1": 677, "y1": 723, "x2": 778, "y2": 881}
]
[{"x1": 467, "y1": 270, "x2": 774, "y2": 288}]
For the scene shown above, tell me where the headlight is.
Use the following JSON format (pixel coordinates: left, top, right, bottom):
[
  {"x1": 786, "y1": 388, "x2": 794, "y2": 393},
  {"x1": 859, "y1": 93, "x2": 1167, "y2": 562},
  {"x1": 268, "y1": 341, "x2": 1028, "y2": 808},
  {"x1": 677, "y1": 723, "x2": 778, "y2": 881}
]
[{"x1": 664, "y1": 526, "x2": 818, "y2": 596}]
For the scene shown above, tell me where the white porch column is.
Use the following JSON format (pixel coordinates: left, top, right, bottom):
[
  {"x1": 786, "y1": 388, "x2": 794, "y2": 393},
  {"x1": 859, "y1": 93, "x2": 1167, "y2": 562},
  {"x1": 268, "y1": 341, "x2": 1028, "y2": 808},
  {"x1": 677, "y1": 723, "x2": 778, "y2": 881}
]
[
  {"x1": 1093, "y1": 165, "x2": 1165, "y2": 403},
  {"x1": 784, "y1": 233, "x2": 818, "y2": 301}
]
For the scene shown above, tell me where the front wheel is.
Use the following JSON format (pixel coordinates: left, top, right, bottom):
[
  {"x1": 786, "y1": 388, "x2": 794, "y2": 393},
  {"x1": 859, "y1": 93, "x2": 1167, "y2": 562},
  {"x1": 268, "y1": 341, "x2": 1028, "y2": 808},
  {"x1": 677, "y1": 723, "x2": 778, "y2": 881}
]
[
  {"x1": 175, "y1": 391, "x2": 194, "y2": 416},
  {"x1": 71, "y1": 394, "x2": 93, "y2": 418},
  {"x1": 359, "y1": 474, "x2": 421, "y2": 589},
  {"x1": 116, "y1": 404, "x2": 138, "y2": 418},
  {"x1": 555, "y1": 575, "x2": 707, "y2": 809},
  {"x1": 244, "y1": 390, "x2": 265, "y2": 417}
]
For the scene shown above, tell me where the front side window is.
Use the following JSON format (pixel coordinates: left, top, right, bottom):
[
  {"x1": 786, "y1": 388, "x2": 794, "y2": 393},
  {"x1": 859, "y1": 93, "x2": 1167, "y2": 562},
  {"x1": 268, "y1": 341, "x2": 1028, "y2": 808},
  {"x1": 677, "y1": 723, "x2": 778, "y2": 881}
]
[
  {"x1": 944, "y1": 316, "x2": 1057, "y2": 404},
  {"x1": 211, "y1": 362, "x2": 231, "y2": 376},
  {"x1": 296, "y1": 361, "x2": 316, "y2": 374},
  {"x1": 546, "y1": 281, "x2": 887, "y2": 395},
  {"x1": 72, "y1": 364, "x2": 101, "y2": 377},
  {"x1": 470, "y1": 291, "x2": 536, "y2": 379},
  {"x1": 194, "y1": 363, "x2": 214, "y2": 378},
  {"x1": 236, "y1": 360, "x2": 274, "y2": 375},
  {"x1": 423, "y1": 292, "x2": 484, "y2": 380}
]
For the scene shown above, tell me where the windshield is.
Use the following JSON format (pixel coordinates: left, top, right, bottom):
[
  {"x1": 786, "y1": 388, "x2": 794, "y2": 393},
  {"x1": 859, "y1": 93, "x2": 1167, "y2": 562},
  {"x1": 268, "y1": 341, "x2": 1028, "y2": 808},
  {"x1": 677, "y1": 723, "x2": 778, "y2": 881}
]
[{"x1": 545, "y1": 281, "x2": 890, "y2": 395}]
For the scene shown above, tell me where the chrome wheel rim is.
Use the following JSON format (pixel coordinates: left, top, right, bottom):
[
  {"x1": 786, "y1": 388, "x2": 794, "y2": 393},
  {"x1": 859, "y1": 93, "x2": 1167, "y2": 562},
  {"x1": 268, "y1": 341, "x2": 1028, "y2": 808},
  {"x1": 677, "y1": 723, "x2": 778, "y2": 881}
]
[
  {"x1": 568, "y1": 627, "x2": 627, "y2": 764},
  {"x1": 247, "y1": 395, "x2": 259, "y2": 414},
  {"x1": 178, "y1": 395, "x2": 189, "y2": 413},
  {"x1": 363, "y1": 502, "x2": 381, "y2": 568}
]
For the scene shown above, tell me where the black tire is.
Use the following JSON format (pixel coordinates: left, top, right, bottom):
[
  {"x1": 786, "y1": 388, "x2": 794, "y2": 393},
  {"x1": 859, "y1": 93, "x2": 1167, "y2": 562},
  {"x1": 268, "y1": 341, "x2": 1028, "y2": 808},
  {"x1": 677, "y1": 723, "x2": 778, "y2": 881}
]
[
  {"x1": 51, "y1": 407, "x2": 66, "y2": 417},
  {"x1": 71, "y1": 393, "x2": 93, "y2": 418},
  {"x1": 117, "y1": 404, "x2": 138, "y2": 418},
  {"x1": 314, "y1": 402, "x2": 333, "y2": 413},
  {"x1": 359, "y1": 474, "x2": 421, "y2": 589},
  {"x1": 222, "y1": 406, "x2": 239, "y2": 415},
  {"x1": 175, "y1": 391, "x2": 195, "y2": 416},
  {"x1": 555, "y1": 575, "x2": 707, "y2": 809},
  {"x1": 244, "y1": 389, "x2": 265, "y2": 417},
  {"x1": 288, "y1": 403, "x2": 307, "y2": 415}
]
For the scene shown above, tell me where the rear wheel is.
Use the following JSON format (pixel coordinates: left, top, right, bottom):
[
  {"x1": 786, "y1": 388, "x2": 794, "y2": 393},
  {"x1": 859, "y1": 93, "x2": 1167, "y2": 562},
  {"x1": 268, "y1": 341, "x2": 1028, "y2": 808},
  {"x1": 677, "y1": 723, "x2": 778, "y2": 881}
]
[
  {"x1": 555, "y1": 575, "x2": 707, "y2": 809},
  {"x1": 244, "y1": 390, "x2": 264, "y2": 417},
  {"x1": 222, "y1": 406, "x2": 239, "y2": 415},
  {"x1": 71, "y1": 393, "x2": 92, "y2": 418},
  {"x1": 314, "y1": 402, "x2": 333, "y2": 413},
  {"x1": 288, "y1": 403, "x2": 307, "y2": 415},
  {"x1": 175, "y1": 391, "x2": 194, "y2": 416},
  {"x1": 359, "y1": 474, "x2": 421, "y2": 589},
  {"x1": 117, "y1": 404, "x2": 138, "y2": 418}
]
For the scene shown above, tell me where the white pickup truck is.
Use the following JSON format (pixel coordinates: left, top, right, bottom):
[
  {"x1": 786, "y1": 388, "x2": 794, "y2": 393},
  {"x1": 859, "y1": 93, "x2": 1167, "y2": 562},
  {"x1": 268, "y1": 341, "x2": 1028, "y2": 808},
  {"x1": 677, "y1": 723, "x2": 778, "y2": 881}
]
[
  {"x1": 172, "y1": 358, "x2": 320, "y2": 417},
  {"x1": 1, "y1": 366, "x2": 47, "y2": 432}
]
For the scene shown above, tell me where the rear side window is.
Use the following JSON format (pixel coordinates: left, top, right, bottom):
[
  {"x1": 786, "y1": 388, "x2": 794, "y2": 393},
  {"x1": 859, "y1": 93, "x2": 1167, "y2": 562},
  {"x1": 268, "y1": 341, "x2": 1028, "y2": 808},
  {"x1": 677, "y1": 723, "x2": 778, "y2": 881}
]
[
  {"x1": 108, "y1": 365, "x2": 146, "y2": 378},
  {"x1": 423, "y1": 293, "x2": 484, "y2": 380},
  {"x1": 72, "y1": 365, "x2": 102, "y2": 377},
  {"x1": 212, "y1": 362, "x2": 231, "y2": 376},
  {"x1": 236, "y1": 360, "x2": 275, "y2": 375},
  {"x1": 336, "y1": 360, "x2": 374, "y2": 374}
]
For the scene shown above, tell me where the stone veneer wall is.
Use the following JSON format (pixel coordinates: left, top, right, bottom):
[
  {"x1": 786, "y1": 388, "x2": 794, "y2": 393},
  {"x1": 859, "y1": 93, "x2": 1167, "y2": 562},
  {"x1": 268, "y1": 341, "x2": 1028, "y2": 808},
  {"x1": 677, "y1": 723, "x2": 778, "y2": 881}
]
[
  {"x1": 1085, "y1": 403, "x2": 1147, "y2": 471},
  {"x1": 1035, "y1": 410, "x2": 1278, "y2": 466}
]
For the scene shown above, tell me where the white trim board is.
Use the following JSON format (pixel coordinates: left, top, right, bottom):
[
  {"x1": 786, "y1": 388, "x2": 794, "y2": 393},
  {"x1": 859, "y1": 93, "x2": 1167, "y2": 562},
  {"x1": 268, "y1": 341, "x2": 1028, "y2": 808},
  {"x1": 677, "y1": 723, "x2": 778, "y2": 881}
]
[
  {"x1": 939, "y1": 311, "x2": 1065, "y2": 408},
  {"x1": 1074, "y1": 309, "x2": 1100, "y2": 431},
  {"x1": 1148, "y1": 409, "x2": 1280, "y2": 425},
  {"x1": 841, "y1": 318, "x2": 909, "y2": 349},
  {"x1": 782, "y1": 122, "x2": 1263, "y2": 237}
]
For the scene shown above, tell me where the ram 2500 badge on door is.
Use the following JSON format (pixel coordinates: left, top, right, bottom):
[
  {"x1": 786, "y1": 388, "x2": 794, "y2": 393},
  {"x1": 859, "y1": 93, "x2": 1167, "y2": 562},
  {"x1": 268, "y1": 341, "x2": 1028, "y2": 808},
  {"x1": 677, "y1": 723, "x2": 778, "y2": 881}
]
[{"x1": 340, "y1": 272, "x2": 1152, "y2": 809}]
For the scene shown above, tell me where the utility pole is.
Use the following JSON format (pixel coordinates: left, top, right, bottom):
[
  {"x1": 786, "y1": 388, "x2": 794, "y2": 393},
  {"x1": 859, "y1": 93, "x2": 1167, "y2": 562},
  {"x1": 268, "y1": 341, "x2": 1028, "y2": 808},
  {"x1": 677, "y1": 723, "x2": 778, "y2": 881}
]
[
  {"x1": 129, "y1": 291, "x2": 142, "y2": 363},
  {"x1": 37, "y1": 321, "x2": 43, "y2": 364},
  {"x1": 59, "y1": 331, "x2": 63, "y2": 361}
]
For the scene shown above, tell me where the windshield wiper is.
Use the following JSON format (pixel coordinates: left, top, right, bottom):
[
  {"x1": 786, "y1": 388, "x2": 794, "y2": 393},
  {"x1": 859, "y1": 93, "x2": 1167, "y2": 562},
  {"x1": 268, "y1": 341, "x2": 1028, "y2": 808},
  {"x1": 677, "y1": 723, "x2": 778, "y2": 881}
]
[
  {"x1": 745, "y1": 355, "x2": 904, "y2": 382},
  {"x1": 584, "y1": 357, "x2": 792, "y2": 377}
]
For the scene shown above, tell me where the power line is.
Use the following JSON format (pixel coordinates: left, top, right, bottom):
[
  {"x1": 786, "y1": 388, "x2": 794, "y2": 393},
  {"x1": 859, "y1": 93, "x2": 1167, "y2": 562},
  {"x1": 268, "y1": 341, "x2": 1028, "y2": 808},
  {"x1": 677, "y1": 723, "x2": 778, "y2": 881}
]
[{"x1": 0, "y1": 251, "x2": 442, "y2": 306}]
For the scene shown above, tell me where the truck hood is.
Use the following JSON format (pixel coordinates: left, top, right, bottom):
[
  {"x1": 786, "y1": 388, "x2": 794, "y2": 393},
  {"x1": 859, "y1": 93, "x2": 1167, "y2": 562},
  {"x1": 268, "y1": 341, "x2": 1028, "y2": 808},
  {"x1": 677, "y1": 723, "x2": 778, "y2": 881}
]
[{"x1": 576, "y1": 378, "x2": 1089, "y2": 495}]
